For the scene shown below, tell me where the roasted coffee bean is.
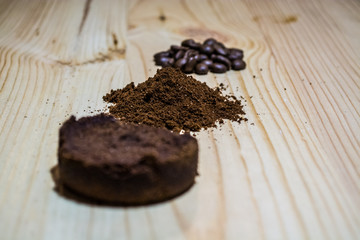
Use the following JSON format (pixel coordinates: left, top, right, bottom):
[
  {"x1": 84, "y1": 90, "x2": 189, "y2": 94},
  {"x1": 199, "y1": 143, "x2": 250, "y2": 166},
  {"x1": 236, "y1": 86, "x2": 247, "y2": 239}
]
[
  {"x1": 160, "y1": 58, "x2": 174, "y2": 67},
  {"x1": 203, "y1": 38, "x2": 217, "y2": 46},
  {"x1": 153, "y1": 38, "x2": 246, "y2": 75},
  {"x1": 174, "y1": 58, "x2": 188, "y2": 69},
  {"x1": 194, "y1": 53, "x2": 208, "y2": 62},
  {"x1": 184, "y1": 49, "x2": 199, "y2": 59},
  {"x1": 214, "y1": 44, "x2": 228, "y2": 56},
  {"x1": 228, "y1": 48, "x2": 243, "y2": 60},
  {"x1": 154, "y1": 51, "x2": 171, "y2": 59},
  {"x1": 199, "y1": 44, "x2": 214, "y2": 55},
  {"x1": 183, "y1": 57, "x2": 197, "y2": 73},
  {"x1": 175, "y1": 50, "x2": 185, "y2": 60},
  {"x1": 181, "y1": 39, "x2": 196, "y2": 48},
  {"x1": 181, "y1": 39, "x2": 194, "y2": 46},
  {"x1": 195, "y1": 63, "x2": 209, "y2": 75},
  {"x1": 171, "y1": 45, "x2": 188, "y2": 52},
  {"x1": 182, "y1": 39, "x2": 201, "y2": 49},
  {"x1": 213, "y1": 55, "x2": 231, "y2": 70},
  {"x1": 183, "y1": 50, "x2": 191, "y2": 59},
  {"x1": 201, "y1": 59, "x2": 213, "y2": 66},
  {"x1": 192, "y1": 50, "x2": 200, "y2": 56},
  {"x1": 155, "y1": 56, "x2": 171, "y2": 66},
  {"x1": 194, "y1": 54, "x2": 200, "y2": 62},
  {"x1": 210, "y1": 63, "x2": 227, "y2": 73},
  {"x1": 189, "y1": 42, "x2": 201, "y2": 49},
  {"x1": 231, "y1": 59, "x2": 246, "y2": 70},
  {"x1": 167, "y1": 50, "x2": 175, "y2": 56},
  {"x1": 216, "y1": 42, "x2": 226, "y2": 49},
  {"x1": 198, "y1": 54, "x2": 208, "y2": 61}
]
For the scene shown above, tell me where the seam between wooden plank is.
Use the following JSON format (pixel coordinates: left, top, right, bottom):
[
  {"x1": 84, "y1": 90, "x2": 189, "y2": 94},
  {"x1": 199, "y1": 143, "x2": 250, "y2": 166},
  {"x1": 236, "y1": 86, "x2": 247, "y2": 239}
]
[
  {"x1": 11, "y1": 61, "x2": 61, "y2": 239},
  {"x1": 171, "y1": 202, "x2": 187, "y2": 238},
  {"x1": 281, "y1": 0, "x2": 360, "y2": 133},
  {"x1": 248, "y1": 0, "x2": 360, "y2": 185},
  {"x1": 272, "y1": 63, "x2": 360, "y2": 228},
  {"x1": 227, "y1": 123, "x2": 267, "y2": 240},
  {"x1": 221, "y1": 74, "x2": 267, "y2": 239},
  {"x1": 309, "y1": 0, "x2": 360, "y2": 79},
  {"x1": 270, "y1": 0, "x2": 360, "y2": 162},
  {"x1": 227, "y1": 68, "x2": 334, "y2": 238},
  {"x1": 145, "y1": 209, "x2": 156, "y2": 240},
  {"x1": 209, "y1": 131, "x2": 227, "y2": 240},
  {"x1": 232, "y1": 71, "x2": 304, "y2": 238},
  {"x1": 131, "y1": 41, "x2": 149, "y2": 80}
]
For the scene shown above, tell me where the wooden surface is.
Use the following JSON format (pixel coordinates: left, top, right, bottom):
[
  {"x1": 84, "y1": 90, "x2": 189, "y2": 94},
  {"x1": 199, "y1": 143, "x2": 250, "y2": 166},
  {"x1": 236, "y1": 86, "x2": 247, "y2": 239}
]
[{"x1": 0, "y1": 0, "x2": 359, "y2": 239}]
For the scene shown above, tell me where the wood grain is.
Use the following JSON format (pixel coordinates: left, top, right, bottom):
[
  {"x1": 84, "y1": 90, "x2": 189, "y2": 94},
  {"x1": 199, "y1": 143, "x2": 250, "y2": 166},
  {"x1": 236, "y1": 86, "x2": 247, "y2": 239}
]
[{"x1": 0, "y1": 0, "x2": 359, "y2": 239}]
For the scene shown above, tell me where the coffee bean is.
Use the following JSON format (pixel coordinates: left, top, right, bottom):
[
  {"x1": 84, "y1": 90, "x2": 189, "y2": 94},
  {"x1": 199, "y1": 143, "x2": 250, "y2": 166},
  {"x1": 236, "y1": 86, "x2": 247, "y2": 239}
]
[
  {"x1": 168, "y1": 58, "x2": 174, "y2": 66},
  {"x1": 174, "y1": 58, "x2": 188, "y2": 69},
  {"x1": 184, "y1": 50, "x2": 191, "y2": 59},
  {"x1": 171, "y1": 45, "x2": 188, "y2": 52},
  {"x1": 189, "y1": 42, "x2": 201, "y2": 49},
  {"x1": 194, "y1": 54, "x2": 200, "y2": 62},
  {"x1": 181, "y1": 39, "x2": 194, "y2": 46},
  {"x1": 216, "y1": 42, "x2": 226, "y2": 49},
  {"x1": 201, "y1": 59, "x2": 213, "y2": 66},
  {"x1": 183, "y1": 57, "x2": 197, "y2": 73},
  {"x1": 214, "y1": 44, "x2": 228, "y2": 56},
  {"x1": 228, "y1": 48, "x2": 243, "y2": 60},
  {"x1": 184, "y1": 49, "x2": 198, "y2": 59},
  {"x1": 194, "y1": 53, "x2": 208, "y2": 62},
  {"x1": 200, "y1": 44, "x2": 214, "y2": 55},
  {"x1": 164, "y1": 58, "x2": 175, "y2": 67},
  {"x1": 153, "y1": 38, "x2": 246, "y2": 75},
  {"x1": 231, "y1": 59, "x2": 246, "y2": 70},
  {"x1": 175, "y1": 50, "x2": 185, "y2": 60},
  {"x1": 213, "y1": 55, "x2": 231, "y2": 70},
  {"x1": 154, "y1": 51, "x2": 171, "y2": 59},
  {"x1": 210, "y1": 63, "x2": 227, "y2": 73},
  {"x1": 181, "y1": 39, "x2": 200, "y2": 49},
  {"x1": 198, "y1": 54, "x2": 208, "y2": 61},
  {"x1": 169, "y1": 50, "x2": 176, "y2": 56},
  {"x1": 203, "y1": 38, "x2": 217, "y2": 46},
  {"x1": 195, "y1": 63, "x2": 209, "y2": 75},
  {"x1": 155, "y1": 56, "x2": 171, "y2": 66}
]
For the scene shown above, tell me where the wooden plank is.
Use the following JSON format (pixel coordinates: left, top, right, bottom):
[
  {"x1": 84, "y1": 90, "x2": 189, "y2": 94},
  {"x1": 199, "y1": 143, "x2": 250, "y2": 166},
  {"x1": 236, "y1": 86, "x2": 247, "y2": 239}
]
[{"x1": 0, "y1": 0, "x2": 359, "y2": 239}]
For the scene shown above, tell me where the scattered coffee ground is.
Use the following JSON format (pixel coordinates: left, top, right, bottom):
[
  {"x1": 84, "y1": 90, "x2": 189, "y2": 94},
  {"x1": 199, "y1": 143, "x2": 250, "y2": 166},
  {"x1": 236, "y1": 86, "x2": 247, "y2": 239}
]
[
  {"x1": 153, "y1": 38, "x2": 246, "y2": 75},
  {"x1": 103, "y1": 67, "x2": 246, "y2": 132}
]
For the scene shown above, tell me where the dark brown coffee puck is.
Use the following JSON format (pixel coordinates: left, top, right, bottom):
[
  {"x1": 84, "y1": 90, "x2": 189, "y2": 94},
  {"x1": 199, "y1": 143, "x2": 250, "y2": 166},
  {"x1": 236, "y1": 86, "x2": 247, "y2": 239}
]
[{"x1": 57, "y1": 114, "x2": 198, "y2": 205}]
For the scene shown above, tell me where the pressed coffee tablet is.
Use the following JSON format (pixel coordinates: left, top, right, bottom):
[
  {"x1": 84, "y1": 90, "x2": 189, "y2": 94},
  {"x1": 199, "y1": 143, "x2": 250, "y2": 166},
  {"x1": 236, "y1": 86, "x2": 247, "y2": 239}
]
[{"x1": 58, "y1": 114, "x2": 198, "y2": 205}]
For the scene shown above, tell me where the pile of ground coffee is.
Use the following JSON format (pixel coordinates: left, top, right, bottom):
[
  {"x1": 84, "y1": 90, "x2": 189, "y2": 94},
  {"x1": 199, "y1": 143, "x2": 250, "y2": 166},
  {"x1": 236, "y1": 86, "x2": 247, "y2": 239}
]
[
  {"x1": 154, "y1": 38, "x2": 246, "y2": 75},
  {"x1": 103, "y1": 67, "x2": 246, "y2": 132}
]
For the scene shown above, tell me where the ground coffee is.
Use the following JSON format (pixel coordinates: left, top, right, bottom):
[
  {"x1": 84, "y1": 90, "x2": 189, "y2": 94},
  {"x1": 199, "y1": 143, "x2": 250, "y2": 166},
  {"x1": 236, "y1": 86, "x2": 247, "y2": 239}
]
[{"x1": 103, "y1": 67, "x2": 246, "y2": 132}]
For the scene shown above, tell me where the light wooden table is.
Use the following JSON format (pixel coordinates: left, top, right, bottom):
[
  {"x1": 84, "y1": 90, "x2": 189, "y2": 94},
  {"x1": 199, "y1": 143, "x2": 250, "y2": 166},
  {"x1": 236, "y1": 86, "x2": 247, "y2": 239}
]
[{"x1": 0, "y1": 0, "x2": 359, "y2": 239}]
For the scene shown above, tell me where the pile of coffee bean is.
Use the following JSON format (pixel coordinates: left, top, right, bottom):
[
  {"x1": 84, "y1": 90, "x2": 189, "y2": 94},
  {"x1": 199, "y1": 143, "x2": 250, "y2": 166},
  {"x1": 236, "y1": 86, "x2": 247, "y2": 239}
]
[{"x1": 153, "y1": 38, "x2": 246, "y2": 75}]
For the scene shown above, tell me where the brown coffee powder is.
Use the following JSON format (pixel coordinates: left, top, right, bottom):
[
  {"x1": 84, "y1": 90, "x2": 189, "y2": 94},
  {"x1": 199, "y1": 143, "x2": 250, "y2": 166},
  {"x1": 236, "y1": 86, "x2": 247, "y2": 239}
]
[{"x1": 103, "y1": 67, "x2": 246, "y2": 132}]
